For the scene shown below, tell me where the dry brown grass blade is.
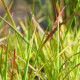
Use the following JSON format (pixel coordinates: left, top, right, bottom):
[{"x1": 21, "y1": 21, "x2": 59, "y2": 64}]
[{"x1": 40, "y1": 8, "x2": 80, "y2": 50}]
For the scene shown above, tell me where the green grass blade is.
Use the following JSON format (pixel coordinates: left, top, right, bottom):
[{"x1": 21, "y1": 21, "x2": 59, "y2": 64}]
[
  {"x1": 0, "y1": 49, "x2": 3, "y2": 75},
  {"x1": 0, "y1": 14, "x2": 7, "y2": 28},
  {"x1": 16, "y1": 45, "x2": 22, "y2": 80},
  {"x1": 5, "y1": 36, "x2": 9, "y2": 80},
  {"x1": 24, "y1": 28, "x2": 36, "y2": 80},
  {"x1": 56, "y1": 20, "x2": 59, "y2": 80},
  {"x1": 0, "y1": 16, "x2": 37, "y2": 53},
  {"x1": 17, "y1": 35, "x2": 25, "y2": 58},
  {"x1": 0, "y1": 16, "x2": 29, "y2": 44}
]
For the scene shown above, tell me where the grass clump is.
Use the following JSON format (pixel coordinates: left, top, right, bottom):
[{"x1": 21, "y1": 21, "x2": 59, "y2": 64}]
[{"x1": 0, "y1": 0, "x2": 80, "y2": 80}]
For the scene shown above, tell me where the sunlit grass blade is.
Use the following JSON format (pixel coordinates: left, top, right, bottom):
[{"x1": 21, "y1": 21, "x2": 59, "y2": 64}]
[{"x1": 18, "y1": 18, "x2": 27, "y2": 33}]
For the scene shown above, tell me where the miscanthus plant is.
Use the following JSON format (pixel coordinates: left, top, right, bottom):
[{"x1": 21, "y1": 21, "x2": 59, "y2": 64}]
[{"x1": 0, "y1": 0, "x2": 80, "y2": 80}]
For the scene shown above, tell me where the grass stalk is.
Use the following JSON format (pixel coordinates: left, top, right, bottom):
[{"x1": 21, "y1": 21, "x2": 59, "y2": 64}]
[
  {"x1": 5, "y1": 36, "x2": 9, "y2": 80},
  {"x1": 56, "y1": 20, "x2": 59, "y2": 79}
]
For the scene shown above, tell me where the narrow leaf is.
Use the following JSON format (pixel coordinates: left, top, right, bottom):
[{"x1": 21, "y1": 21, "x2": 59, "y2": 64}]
[{"x1": 5, "y1": 37, "x2": 9, "y2": 80}]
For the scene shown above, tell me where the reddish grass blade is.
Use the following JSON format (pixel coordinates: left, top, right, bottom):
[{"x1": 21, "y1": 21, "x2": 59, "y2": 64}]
[
  {"x1": 13, "y1": 49, "x2": 16, "y2": 67},
  {"x1": 40, "y1": 7, "x2": 65, "y2": 50},
  {"x1": 40, "y1": 8, "x2": 80, "y2": 50},
  {"x1": 11, "y1": 49, "x2": 16, "y2": 80},
  {"x1": 55, "y1": 7, "x2": 58, "y2": 20}
]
